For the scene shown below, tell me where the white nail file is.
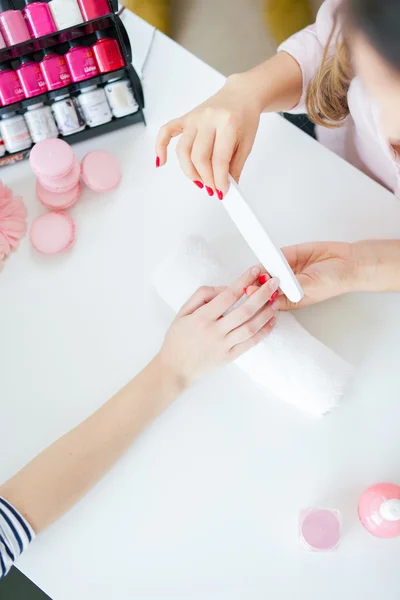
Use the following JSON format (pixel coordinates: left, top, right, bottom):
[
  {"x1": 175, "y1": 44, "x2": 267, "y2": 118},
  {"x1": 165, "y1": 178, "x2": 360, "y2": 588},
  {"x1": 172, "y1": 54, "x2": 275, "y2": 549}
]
[{"x1": 222, "y1": 176, "x2": 304, "y2": 303}]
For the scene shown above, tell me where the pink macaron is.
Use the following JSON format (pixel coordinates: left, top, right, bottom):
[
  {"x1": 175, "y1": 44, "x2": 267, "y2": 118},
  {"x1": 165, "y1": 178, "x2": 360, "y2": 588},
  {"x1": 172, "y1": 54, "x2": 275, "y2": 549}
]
[
  {"x1": 30, "y1": 212, "x2": 76, "y2": 255},
  {"x1": 81, "y1": 150, "x2": 122, "y2": 192},
  {"x1": 30, "y1": 139, "x2": 75, "y2": 180},
  {"x1": 39, "y1": 158, "x2": 81, "y2": 193},
  {"x1": 37, "y1": 180, "x2": 81, "y2": 210},
  {"x1": 299, "y1": 509, "x2": 341, "y2": 551}
]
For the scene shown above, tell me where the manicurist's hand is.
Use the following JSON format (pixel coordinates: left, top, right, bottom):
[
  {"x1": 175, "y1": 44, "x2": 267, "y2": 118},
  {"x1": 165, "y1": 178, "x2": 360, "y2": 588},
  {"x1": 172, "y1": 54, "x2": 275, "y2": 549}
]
[
  {"x1": 155, "y1": 75, "x2": 262, "y2": 198},
  {"x1": 155, "y1": 52, "x2": 303, "y2": 198},
  {"x1": 158, "y1": 267, "x2": 280, "y2": 387}
]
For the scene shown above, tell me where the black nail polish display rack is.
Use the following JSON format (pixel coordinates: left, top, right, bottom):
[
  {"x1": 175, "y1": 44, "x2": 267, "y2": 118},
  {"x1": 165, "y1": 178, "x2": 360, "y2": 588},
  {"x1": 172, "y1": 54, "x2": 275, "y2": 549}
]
[{"x1": 0, "y1": 0, "x2": 145, "y2": 168}]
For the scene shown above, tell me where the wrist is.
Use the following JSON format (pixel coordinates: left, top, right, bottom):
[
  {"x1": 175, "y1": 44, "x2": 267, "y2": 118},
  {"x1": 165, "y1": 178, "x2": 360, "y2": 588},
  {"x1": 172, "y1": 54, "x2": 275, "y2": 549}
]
[
  {"x1": 350, "y1": 240, "x2": 400, "y2": 292},
  {"x1": 151, "y1": 353, "x2": 190, "y2": 398},
  {"x1": 224, "y1": 72, "x2": 265, "y2": 115}
]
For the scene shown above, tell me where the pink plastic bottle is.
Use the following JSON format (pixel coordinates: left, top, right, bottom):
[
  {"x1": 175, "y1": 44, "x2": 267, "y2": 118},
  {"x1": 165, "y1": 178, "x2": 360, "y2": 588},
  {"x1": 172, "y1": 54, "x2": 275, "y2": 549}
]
[
  {"x1": 76, "y1": 0, "x2": 110, "y2": 22},
  {"x1": 64, "y1": 40, "x2": 98, "y2": 83},
  {"x1": 358, "y1": 482, "x2": 400, "y2": 538},
  {"x1": 0, "y1": 29, "x2": 6, "y2": 49},
  {"x1": 17, "y1": 55, "x2": 47, "y2": 98},
  {"x1": 40, "y1": 48, "x2": 71, "y2": 90},
  {"x1": 0, "y1": 61, "x2": 25, "y2": 105},
  {"x1": 23, "y1": 0, "x2": 56, "y2": 39},
  {"x1": 0, "y1": 0, "x2": 31, "y2": 46}
]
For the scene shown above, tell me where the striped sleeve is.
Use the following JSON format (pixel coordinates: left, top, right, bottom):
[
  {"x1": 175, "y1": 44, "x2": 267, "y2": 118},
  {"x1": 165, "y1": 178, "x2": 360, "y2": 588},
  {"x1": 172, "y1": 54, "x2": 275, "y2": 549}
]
[{"x1": 0, "y1": 497, "x2": 35, "y2": 579}]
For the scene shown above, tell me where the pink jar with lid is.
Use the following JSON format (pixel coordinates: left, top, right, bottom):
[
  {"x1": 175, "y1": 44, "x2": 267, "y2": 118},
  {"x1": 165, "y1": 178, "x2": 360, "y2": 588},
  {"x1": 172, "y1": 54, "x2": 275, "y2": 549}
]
[
  {"x1": 17, "y1": 55, "x2": 47, "y2": 98},
  {"x1": 40, "y1": 48, "x2": 71, "y2": 90},
  {"x1": 0, "y1": 61, "x2": 25, "y2": 105},
  {"x1": 0, "y1": 0, "x2": 31, "y2": 46},
  {"x1": 23, "y1": 0, "x2": 56, "y2": 39},
  {"x1": 65, "y1": 39, "x2": 98, "y2": 82}
]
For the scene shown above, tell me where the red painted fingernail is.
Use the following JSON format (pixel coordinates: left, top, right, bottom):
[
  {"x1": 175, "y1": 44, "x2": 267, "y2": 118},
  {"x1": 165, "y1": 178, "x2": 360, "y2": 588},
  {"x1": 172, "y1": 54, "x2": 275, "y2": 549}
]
[
  {"x1": 193, "y1": 180, "x2": 204, "y2": 189},
  {"x1": 156, "y1": 156, "x2": 160, "y2": 168},
  {"x1": 217, "y1": 190, "x2": 224, "y2": 200},
  {"x1": 206, "y1": 186, "x2": 214, "y2": 197},
  {"x1": 270, "y1": 290, "x2": 279, "y2": 303},
  {"x1": 259, "y1": 274, "x2": 268, "y2": 285},
  {"x1": 243, "y1": 287, "x2": 248, "y2": 295}
]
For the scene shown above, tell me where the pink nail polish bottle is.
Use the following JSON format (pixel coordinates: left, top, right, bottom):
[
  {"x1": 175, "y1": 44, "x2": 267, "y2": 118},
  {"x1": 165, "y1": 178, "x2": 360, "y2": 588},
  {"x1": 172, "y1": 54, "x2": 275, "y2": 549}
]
[
  {"x1": 76, "y1": 0, "x2": 110, "y2": 22},
  {"x1": 40, "y1": 48, "x2": 71, "y2": 90},
  {"x1": 0, "y1": 61, "x2": 25, "y2": 105},
  {"x1": 92, "y1": 31, "x2": 125, "y2": 74},
  {"x1": 0, "y1": 0, "x2": 31, "y2": 46},
  {"x1": 359, "y1": 482, "x2": 400, "y2": 538},
  {"x1": 23, "y1": 0, "x2": 56, "y2": 39},
  {"x1": 0, "y1": 29, "x2": 6, "y2": 49},
  {"x1": 64, "y1": 39, "x2": 98, "y2": 83},
  {"x1": 17, "y1": 55, "x2": 47, "y2": 98}
]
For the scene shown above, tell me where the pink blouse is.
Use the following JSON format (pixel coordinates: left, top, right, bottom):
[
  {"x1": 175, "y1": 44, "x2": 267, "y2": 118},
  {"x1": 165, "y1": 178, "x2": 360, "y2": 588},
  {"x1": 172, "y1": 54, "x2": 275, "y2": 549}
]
[{"x1": 278, "y1": 0, "x2": 400, "y2": 198}]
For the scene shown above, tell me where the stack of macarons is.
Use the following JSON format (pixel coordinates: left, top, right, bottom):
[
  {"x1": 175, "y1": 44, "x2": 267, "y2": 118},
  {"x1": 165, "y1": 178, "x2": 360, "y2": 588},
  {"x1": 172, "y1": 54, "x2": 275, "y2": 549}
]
[
  {"x1": 29, "y1": 139, "x2": 122, "y2": 256},
  {"x1": 31, "y1": 139, "x2": 82, "y2": 212}
]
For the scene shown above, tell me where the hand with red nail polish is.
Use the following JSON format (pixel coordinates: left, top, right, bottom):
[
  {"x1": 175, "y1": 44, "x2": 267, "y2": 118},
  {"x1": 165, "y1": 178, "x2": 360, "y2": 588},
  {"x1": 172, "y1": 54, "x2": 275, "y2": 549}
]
[
  {"x1": 159, "y1": 266, "x2": 276, "y2": 386},
  {"x1": 155, "y1": 68, "x2": 265, "y2": 197}
]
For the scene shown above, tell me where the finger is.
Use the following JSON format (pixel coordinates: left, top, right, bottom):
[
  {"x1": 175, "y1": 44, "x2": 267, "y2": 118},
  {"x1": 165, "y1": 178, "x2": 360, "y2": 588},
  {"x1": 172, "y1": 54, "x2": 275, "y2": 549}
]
[
  {"x1": 226, "y1": 303, "x2": 278, "y2": 346},
  {"x1": 155, "y1": 119, "x2": 184, "y2": 166},
  {"x1": 202, "y1": 267, "x2": 260, "y2": 319},
  {"x1": 176, "y1": 130, "x2": 202, "y2": 183},
  {"x1": 243, "y1": 284, "x2": 259, "y2": 297},
  {"x1": 278, "y1": 274, "x2": 311, "y2": 311},
  {"x1": 191, "y1": 126, "x2": 216, "y2": 195},
  {"x1": 212, "y1": 124, "x2": 237, "y2": 197},
  {"x1": 176, "y1": 286, "x2": 225, "y2": 318},
  {"x1": 229, "y1": 142, "x2": 253, "y2": 183},
  {"x1": 221, "y1": 278, "x2": 279, "y2": 333},
  {"x1": 229, "y1": 316, "x2": 277, "y2": 359}
]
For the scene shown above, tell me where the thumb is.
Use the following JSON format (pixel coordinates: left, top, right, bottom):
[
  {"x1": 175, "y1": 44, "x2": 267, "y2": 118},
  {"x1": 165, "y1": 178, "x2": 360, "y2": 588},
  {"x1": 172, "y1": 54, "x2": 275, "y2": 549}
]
[{"x1": 278, "y1": 274, "x2": 313, "y2": 311}]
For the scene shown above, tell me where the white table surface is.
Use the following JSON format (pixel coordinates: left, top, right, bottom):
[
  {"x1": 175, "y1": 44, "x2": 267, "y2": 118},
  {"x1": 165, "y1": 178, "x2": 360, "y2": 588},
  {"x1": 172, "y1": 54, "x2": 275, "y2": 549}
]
[{"x1": 1, "y1": 11, "x2": 400, "y2": 600}]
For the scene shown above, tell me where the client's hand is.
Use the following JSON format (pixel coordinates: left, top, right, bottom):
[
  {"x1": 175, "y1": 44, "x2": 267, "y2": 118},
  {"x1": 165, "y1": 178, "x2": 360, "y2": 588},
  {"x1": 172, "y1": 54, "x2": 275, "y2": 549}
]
[
  {"x1": 158, "y1": 267, "x2": 279, "y2": 387},
  {"x1": 278, "y1": 242, "x2": 355, "y2": 310},
  {"x1": 245, "y1": 242, "x2": 355, "y2": 310}
]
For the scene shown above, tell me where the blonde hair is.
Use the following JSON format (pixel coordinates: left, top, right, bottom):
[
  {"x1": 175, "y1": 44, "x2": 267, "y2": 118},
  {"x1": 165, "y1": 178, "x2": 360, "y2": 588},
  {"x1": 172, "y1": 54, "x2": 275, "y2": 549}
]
[{"x1": 306, "y1": 14, "x2": 354, "y2": 128}]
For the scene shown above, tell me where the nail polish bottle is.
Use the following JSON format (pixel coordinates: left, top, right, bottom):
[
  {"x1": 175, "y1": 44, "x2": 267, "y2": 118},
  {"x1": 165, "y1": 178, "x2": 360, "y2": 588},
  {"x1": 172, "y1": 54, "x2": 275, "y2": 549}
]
[
  {"x1": 76, "y1": 0, "x2": 110, "y2": 22},
  {"x1": 24, "y1": 102, "x2": 58, "y2": 143},
  {"x1": 77, "y1": 85, "x2": 112, "y2": 128},
  {"x1": 0, "y1": 61, "x2": 25, "y2": 105},
  {"x1": 17, "y1": 55, "x2": 47, "y2": 98},
  {"x1": 0, "y1": 0, "x2": 31, "y2": 46},
  {"x1": 0, "y1": 111, "x2": 32, "y2": 152},
  {"x1": 23, "y1": 0, "x2": 56, "y2": 39},
  {"x1": 48, "y1": 0, "x2": 83, "y2": 30},
  {"x1": 104, "y1": 77, "x2": 138, "y2": 118},
  {"x1": 51, "y1": 92, "x2": 85, "y2": 136},
  {"x1": 92, "y1": 31, "x2": 125, "y2": 74},
  {"x1": 0, "y1": 29, "x2": 6, "y2": 49},
  {"x1": 64, "y1": 39, "x2": 98, "y2": 83},
  {"x1": 40, "y1": 48, "x2": 71, "y2": 91}
]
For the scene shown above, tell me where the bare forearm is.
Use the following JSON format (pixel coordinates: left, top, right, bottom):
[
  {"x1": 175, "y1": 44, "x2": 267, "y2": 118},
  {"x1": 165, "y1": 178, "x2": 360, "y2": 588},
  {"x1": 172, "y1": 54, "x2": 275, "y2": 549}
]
[
  {"x1": 352, "y1": 239, "x2": 400, "y2": 292},
  {"x1": 228, "y1": 52, "x2": 302, "y2": 114},
  {"x1": 0, "y1": 356, "x2": 183, "y2": 533}
]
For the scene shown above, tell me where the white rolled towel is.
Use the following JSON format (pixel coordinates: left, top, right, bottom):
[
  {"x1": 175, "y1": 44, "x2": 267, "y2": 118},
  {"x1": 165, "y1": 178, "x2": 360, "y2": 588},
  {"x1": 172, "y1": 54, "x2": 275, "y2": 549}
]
[{"x1": 153, "y1": 236, "x2": 355, "y2": 417}]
